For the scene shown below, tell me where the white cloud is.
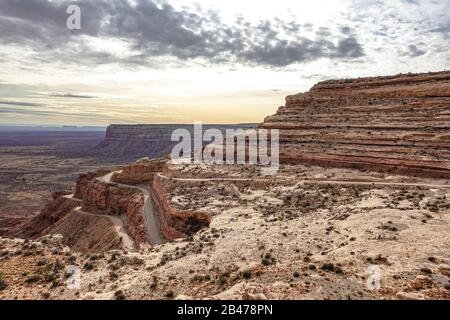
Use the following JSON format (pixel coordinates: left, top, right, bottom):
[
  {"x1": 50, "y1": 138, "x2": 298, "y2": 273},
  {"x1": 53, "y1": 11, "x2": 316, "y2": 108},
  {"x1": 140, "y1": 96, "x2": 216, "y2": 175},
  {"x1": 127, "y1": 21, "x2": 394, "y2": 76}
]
[{"x1": 0, "y1": 0, "x2": 448, "y2": 126}]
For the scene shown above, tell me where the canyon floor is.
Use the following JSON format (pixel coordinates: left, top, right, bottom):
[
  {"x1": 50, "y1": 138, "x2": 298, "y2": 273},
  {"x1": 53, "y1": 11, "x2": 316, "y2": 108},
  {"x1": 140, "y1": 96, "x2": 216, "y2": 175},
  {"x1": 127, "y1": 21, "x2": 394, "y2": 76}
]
[
  {"x1": 0, "y1": 131, "x2": 122, "y2": 235},
  {"x1": 1, "y1": 161, "x2": 449, "y2": 300}
]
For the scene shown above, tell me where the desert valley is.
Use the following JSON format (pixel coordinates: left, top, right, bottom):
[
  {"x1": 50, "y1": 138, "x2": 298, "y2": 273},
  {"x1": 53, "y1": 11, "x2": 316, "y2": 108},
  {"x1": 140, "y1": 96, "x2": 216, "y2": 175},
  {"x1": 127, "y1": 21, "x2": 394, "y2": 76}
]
[{"x1": 0, "y1": 71, "x2": 449, "y2": 300}]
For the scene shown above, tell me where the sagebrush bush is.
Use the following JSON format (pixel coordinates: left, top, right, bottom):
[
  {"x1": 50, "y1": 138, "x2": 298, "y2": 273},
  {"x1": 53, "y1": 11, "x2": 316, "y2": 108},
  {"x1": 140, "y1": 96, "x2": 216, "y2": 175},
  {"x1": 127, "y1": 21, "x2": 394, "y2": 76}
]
[{"x1": 0, "y1": 273, "x2": 7, "y2": 291}]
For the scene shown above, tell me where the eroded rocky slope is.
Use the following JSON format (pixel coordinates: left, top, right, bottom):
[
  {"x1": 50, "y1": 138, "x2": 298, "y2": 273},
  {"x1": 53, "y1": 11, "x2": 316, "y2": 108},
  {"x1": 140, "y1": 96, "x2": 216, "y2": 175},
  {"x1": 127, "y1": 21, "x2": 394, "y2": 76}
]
[
  {"x1": 1, "y1": 162, "x2": 449, "y2": 300},
  {"x1": 6, "y1": 158, "x2": 212, "y2": 254},
  {"x1": 261, "y1": 71, "x2": 450, "y2": 179}
]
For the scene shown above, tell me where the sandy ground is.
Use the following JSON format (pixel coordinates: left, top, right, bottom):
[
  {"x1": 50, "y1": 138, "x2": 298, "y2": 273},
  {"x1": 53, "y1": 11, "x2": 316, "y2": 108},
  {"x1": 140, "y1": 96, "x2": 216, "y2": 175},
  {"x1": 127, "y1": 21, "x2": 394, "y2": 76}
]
[{"x1": 0, "y1": 163, "x2": 449, "y2": 300}]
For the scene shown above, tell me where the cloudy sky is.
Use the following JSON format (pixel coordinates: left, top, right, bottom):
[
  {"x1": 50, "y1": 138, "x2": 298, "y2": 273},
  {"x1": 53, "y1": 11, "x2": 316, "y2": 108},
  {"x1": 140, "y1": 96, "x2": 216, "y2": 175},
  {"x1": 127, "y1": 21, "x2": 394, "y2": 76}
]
[{"x1": 0, "y1": 0, "x2": 448, "y2": 126}]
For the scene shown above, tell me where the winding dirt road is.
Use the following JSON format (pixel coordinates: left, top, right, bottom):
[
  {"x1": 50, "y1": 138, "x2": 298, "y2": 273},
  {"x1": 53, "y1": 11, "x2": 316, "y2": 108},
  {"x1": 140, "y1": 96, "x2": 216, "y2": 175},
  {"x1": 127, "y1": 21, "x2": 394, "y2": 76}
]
[
  {"x1": 98, "y1": 172, "x2": 164, "y2": 246},
  {"x1": 156, "y1": 173, "x2": 450, "y2": 189},
  {"x1": 62, "y1": 171, "x2": 164, "y2": 249},
  {"x1": 62, "y1": 194, "x2": 135, "y2": 250},
  {"x1": 74, "y1": 207, "x2": 135, "y2": 249},
  {"x1": 62, "y1": 170, "x2": 447, "y2": 250}
]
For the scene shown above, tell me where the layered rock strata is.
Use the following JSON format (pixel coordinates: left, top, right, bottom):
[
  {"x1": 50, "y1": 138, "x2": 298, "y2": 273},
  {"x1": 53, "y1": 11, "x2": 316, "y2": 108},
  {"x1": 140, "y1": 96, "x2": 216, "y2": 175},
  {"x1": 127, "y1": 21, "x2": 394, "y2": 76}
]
[
  {"x1": 8, "y1": 170, "x2": 147, "y2": 252},
  {"x1": 76, "y1": 179, "x2": 147, "y2": 245},
  {"x1": 151, "y1": 174, "x2": 211, "y2": 241},
  {"x1": 46, "y1": 209, "x2": 123, "y2": 253},
  {"x1": 8, "y1": 158, "x2": 212, "y2": 252},
  {"x1": 97, "y1": 124, "x2": 256, "y2": 161},
  {"x1": 113, "y1": 159, "x2": 211, "y2": 240},
  {"x1": 8, "y1": 192, "x2": 79, "y2": 239},
  {"x1": 260, "y1": 71, "x2": 450, "y2": 179},
  {"x1": 111, "y1": 158, "x2": 167, "y2": 185}
]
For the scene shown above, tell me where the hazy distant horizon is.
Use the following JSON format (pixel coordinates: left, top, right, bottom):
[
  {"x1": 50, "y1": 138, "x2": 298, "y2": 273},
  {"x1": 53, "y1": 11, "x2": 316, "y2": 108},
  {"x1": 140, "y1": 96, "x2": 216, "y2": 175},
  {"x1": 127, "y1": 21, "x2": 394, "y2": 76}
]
[
  {"x1": 0, "y1": 125, "x2": 107, "y2": 132},
  {"x1": 0, "y1": 122, "x2": 259, "y2": 131}
]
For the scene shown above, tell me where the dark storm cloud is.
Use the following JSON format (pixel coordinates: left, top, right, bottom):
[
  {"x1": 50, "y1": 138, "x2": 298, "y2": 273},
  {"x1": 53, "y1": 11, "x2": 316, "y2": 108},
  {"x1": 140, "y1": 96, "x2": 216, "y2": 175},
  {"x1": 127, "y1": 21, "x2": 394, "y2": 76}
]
[
  {"x1": 333, "y1": 37, "x2": 365, "y2": 58},
  {"x1": 404, "y1": 44, "x2": 427, "y2": 57},
  {"x1": 0, "y1": 0, "x2": 365, "y2": 67},
  {"x1": 0, "y1": 0, "x2": 108, "y2": 41},
  {"x1": 0, "y1": 100, "x2": 45, "y2": 107}
]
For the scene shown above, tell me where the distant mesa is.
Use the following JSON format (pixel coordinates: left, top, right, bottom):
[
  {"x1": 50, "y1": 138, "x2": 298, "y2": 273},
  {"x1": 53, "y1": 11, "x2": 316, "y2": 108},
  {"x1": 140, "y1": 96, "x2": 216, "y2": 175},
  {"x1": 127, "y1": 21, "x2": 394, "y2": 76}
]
[{"x1": 95, "y1": 124, "x2": 257, "y2": 161}]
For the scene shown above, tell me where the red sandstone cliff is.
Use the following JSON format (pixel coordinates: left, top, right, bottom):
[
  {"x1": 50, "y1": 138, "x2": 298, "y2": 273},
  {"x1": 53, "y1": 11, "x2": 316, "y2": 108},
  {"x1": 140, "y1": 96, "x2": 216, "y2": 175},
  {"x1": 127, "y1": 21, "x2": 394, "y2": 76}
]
[
  {"x1": 112, "y1": 158, "x2": 166, "y2": 185},
  {"x1": 151, "y1": 174, "x2": 211, "y2": 241},
  {"x1": 46, "y1": 209, "x2": 123, "y2": 253},
  {"x1": 8, "y1": 169, "x2": 148, "y2": 252},
  {"x1": 8, "y1": 192, "x2": 79, "y2": 239},
  {"x1": 9, "y1": 157, "x2": 211, "y2": 252},
  {"x1": 260, "y1": 71, "x2": 450, "y2": 179},
  {"x1": 113, "y1": 158, "x2": 211, "y2": 240}
]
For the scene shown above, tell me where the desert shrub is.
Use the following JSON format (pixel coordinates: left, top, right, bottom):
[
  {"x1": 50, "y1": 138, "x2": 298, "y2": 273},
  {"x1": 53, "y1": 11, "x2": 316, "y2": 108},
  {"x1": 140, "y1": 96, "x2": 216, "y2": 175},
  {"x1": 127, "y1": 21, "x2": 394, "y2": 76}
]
[
  {"x1": 192, "y1": 274, "x2": 211, "y2": 282},
  {"x1": 114, "y1": 290, "x2": 126, "y2": 300},
  {"x1": 219, "y1": 275, "x2": 229, "y2": 286},
  {"x1": 320, "y1": 263, "x2": 343, "y2": 274},
  {"x1": 149, "y1": 276, "x2": 158, "y2": 289},
  {"x1": 123, "y1": 256, "x2": 144, "y2": 266},
  {"x1": 109, "y1": 272, "x2": 119, "y2": 280},
  {"x1": 262, "y1": 253, "x2": 276, "y2": 266},
  {"x1": 37, "y1": 258, "x2": 48, "y2": 266},
  {"x1": 26, "y1": 274, "x2": 41, "y2": 284},
  {"x1": 320, "y1": 263, "x2": 336, "y2": 272},
  {"x1": 242, "y1": 271, "x2": 252, "y2": 280},
  {"x1": 83, "y1": 262, "x2": 95, "y2": 271},
  {"x1": 43, "y1": 270, "x2": 58, "y2": 283},
  {"x1": 108, "y1": 253, "x2": 119, "y2": 263},
  {"x1": 0, "y1": 274, "x2": 7, "y2": 291},
  {"x1": 41, "y1": 292, "x2": 51, "y2": 300},
  {"x1": 420, "y1": 267, "x2": 432, "y2": 274}
]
